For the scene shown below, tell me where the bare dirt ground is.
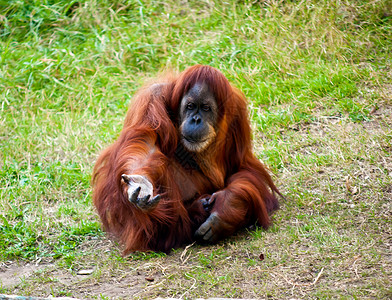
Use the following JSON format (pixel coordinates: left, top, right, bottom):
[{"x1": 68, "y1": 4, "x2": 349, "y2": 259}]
[{"x1": 0, "y1": 240, "x2": 149, "y2": 299}]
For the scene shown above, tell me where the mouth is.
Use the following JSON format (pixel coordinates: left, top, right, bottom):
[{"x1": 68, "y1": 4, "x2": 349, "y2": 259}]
[
  {"x1": 181, "y1": 136, "x2": 211, "y2": 153},
  {"x1": 182, "y1": 135, "x2": 207, "y2": 144}
]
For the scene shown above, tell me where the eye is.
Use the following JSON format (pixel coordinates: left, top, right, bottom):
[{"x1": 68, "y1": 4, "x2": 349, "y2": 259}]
[
  {"x1": 186, "y1": 103, "x2": 195, "y2": 110},
  {"x1": 201, "y1": 104, "x2": 210, "y2": 111}
]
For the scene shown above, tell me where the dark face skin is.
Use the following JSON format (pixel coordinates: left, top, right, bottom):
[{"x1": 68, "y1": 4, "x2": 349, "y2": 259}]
[{"x1": 179, "y1": 83, "x2": 218, "y2": 152}]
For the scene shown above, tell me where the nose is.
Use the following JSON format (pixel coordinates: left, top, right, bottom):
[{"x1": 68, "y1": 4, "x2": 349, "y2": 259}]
[{"x1": 192, "y1": 115, "x2": 201, "y2": 125}]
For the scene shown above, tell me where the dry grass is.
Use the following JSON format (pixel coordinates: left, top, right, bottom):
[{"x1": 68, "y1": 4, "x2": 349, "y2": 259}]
[{"x1": 1, "y1": 0, "x2": 391, "y2": 299}]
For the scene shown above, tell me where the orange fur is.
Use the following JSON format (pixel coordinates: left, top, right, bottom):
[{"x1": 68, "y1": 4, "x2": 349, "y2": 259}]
[{"x1": 92, "y1": 65, "x2": 280, "y2": 254}]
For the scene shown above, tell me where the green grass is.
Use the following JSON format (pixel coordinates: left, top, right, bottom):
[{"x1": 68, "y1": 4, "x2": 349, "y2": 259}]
[{"x1": 1, "y1": 0, "x2": 391, "y2": 299}]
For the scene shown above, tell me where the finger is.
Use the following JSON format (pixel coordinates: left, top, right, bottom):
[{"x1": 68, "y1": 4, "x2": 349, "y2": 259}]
[
  {"x1": 195, "y1": 213, "x2": 220, "y2": 243},
  {"x1": 121, "y1": 174, "x2": 131, "y2": 184},
  {"x1": 209, "y1": 193, "x2": 217, "y2": 205},
  {"x1": 137, "y1": 194, "x2": 151, "y2": 208},
  {"x1": 195, "y1": 222, "x2": 213, "y2": 242},
  {"x1": 202, "y1": 202, "x2": 211, "y2": 211},
  {"x1": 129, "y1": 186, "x2": 141, "y2": 203},
  {"x1": 202, "y1": 227, "x2": 213, "y2": 241},
  {"x1": 201, "y1": 196, "x2": 210, "y2": 203},
  {"x1": 201, "y1": 195, "x2": 215, "y2": 212},
  {"x1": 201, "y1": 197, "x2": 210, "y2": 208},
  {"x1": 149, "y1": 194, "x2": 161, "y2": 206}
]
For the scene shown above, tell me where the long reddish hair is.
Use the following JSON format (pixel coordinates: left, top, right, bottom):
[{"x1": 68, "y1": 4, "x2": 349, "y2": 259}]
[{"x1": 92, "y1": 65, "x2": 280, "y2": 253}]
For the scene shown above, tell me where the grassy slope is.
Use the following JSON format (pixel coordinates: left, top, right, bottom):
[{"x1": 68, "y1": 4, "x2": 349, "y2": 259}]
[{"x1": 0, "y1": 0, "x2": 391, "y2": 298}]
